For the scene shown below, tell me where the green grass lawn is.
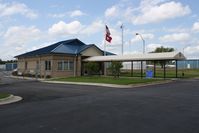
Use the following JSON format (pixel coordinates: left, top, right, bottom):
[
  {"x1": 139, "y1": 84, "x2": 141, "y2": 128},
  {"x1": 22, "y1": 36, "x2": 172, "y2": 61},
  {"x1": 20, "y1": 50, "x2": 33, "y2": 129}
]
[
  {"x1": 120, "y1": 69, "x2": 199, "y2": 78},
  {"x1": 0, "y1": 93, "x2": 10, "y2": 99},
  {"x1": 50, "y1": 69, "x2": 198, "y2": 85},
  {"x1": 51, "y1": 76, "x2": 165, "y2": 85}
]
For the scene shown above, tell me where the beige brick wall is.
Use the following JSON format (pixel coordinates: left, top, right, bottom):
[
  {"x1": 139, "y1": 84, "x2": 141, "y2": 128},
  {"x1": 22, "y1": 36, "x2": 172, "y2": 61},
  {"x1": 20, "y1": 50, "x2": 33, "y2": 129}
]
[
  {"x1": 17, "y1": 55, "x2": 78, "y2": 78},
  {"x1": 81, "y1": 46, "x2": 103, "y2": 56},
  {"x1": 51, "y1": 55, "x2": 76, "y2": 77},
  {"x1": 17, "y1": 57, "x2": 39, "y2": 75},
  {"x1": 17, "y1": 55, "x2": 53, "y2": 77},
  {"x1": 16, "y1": 46, "x2": 104, "y2": 78}
]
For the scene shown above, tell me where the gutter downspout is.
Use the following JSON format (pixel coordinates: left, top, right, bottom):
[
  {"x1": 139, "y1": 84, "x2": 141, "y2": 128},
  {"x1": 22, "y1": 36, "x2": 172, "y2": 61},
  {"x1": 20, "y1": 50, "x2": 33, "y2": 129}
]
[{"x1": 74, "y1": 49, "x2": 78, "y2": 77}]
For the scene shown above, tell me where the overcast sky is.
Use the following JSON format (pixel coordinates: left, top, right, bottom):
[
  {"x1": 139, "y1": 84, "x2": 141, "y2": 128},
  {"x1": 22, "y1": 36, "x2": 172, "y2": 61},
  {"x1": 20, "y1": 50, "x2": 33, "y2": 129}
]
[{"x1": 0, "y1": 0, "x2": 199, "y2": 60}]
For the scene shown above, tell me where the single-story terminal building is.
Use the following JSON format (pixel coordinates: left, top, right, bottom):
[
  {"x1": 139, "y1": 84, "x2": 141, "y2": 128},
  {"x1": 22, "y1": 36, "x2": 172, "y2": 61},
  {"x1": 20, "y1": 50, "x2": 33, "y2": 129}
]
[
  {"x1": 15, "y1": 38, "x2": 186, "y2": 78},
  {"x1": 15, "y1": 39, "x2": 112, "y2": 78}
]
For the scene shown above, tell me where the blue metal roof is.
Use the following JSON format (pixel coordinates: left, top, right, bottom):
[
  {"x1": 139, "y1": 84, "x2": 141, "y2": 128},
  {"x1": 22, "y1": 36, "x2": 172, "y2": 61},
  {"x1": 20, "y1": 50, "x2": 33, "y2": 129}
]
[
  {"x1": 15, "y1": 38, "x2": 115, "y2": 58},
  {"x1": 15, "y1": 39, "x2": 85, "y2": 57}
]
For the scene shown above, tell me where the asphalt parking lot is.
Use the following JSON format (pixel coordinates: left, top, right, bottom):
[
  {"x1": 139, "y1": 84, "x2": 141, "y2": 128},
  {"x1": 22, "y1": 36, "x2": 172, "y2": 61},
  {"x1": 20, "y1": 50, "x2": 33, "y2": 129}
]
[{"x1": 0, "y1": 75, "x2": 199, "y2": 133}]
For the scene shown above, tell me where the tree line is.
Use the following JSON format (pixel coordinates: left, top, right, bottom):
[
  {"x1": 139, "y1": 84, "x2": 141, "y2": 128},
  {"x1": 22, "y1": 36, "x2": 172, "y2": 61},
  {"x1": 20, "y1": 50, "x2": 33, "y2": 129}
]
[{"x1": 0, "y1": 59, "x2": 17, "y2": 64}]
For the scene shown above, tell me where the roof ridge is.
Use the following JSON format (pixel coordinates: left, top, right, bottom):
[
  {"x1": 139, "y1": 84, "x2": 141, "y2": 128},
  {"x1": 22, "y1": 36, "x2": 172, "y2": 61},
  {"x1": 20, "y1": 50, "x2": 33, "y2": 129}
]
[{"x1": 51, "y1": 43, "x2": 64, "y2": 53}]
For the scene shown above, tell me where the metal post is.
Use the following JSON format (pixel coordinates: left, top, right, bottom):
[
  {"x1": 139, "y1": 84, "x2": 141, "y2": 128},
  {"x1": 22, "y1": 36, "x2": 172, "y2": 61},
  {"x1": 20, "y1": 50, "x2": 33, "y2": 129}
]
[
  {"x1": 131, "y1": 61, "x2": 133, "y2": 77},
  {"x1": 136, "y1": 33, "x2": 145, "y2": 54},
  {"x1": 104, "y1": 26, "x2": 107, "y2": 76},
  {"x1": 121, "y1": 24, "x2": 124, "y2": 55},
  {"x1": 141, "y1": 61, "x2": 143, "y2": 79},
  {"x1": 154, "y1": 61, "x2": 156, "y2": 78},
  {"x1": 176, "y1": 60, "x2": 178, "y2": 78},
  {"x1": 163, "y1": 60, "x2": 166, "y2": 79},
  {"x1": 143, "y1": 39, "x2": 145, "y2": 54},
  {"x1": 74, "y1": 58, "x2": 76, "y2": 77}
]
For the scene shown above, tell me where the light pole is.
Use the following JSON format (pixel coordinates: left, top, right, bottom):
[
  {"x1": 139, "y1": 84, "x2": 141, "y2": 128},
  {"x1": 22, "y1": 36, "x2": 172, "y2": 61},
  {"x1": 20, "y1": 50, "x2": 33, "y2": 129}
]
[
  {"x1": 136, "y1": 33, "x2": 145, "y2": 54},
  {"x1": 121, "y1": 24, "x2": 124, "y2": 55}
]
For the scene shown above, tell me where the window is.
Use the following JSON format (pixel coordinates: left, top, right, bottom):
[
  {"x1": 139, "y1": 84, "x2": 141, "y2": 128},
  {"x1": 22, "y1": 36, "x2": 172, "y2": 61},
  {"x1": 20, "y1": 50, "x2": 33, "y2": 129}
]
[
  {"x1": 58, "y1": 62, "x2": 62, "y2": 70},
  {"x1": 69, "y1": 61, "x2": 74, "y2": 70},
  {"x1": 57, "y1": 60, "x2": 74, "y2": 71},
  {"x1": 45, "y1": 61, "x2": 51, "y2": 70},
  {"x1": 64, "y1": 61, "x2": 68, "y2": 70}
]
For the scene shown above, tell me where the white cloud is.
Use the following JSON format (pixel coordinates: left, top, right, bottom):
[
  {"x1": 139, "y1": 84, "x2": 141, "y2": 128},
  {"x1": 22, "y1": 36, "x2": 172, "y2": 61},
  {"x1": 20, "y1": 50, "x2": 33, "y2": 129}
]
[
  {"x1": 159, "y1": 33, "x2": 190, "y2": 43},
  {"x1": 4, "y1": 26, "x2": 42, "y2": 46},
  {"x1": 48, "y1": 13, "x2": 66, "y2": 18},
  {"x1": 192, "y1": 22, "x2": 199, "y2": 32},
  {"x1": 49, "y1": 20, "x2": 106, "y2": 37},
  {"x1": 124, "y1": 50, "x2": 142, "y2": 55},
  {"x1": 0, "y1": 26, "x2": 42, "y2": 60},
  {"x1": 104, "y1": 1, "x2": 191, "y2": 25},
  {"x1": 29, "y1": 42, "x2": 55, "y2": 51},
  {"x1": 0, "y1": 1, "x2": 38, "y2": 19},
  {"x1": 48, "y1": 21, "x2": 83, "y2": 36},
  {"x1": 132, "y1": 1, "x2": 191, "y2": 25},
  {"x1": 105, "y1": 6, "x2": 119, "y2": 18},
  {"x1": 109, "y1": 28, "x2": 122, "y2": 45},
  {"x1": 146, "y1": 43, "x2": 162, "y2": 52},
  {"x1": 131, "y1": 33, "x2": 154, "y2": 43},
  {"x1": 163, "y1": 27, "x2": 189, "y2": 33},
  {"x1": 184, "y1": 45, "x2": 199, "y2": 58},
  {"x1": 49, "y1": 9, "x2": 86, "y2": 18},
  {"x1": 70, "y1": 10, "x2": 85, "y2": 17},
  {"x1": 81, "y1": 20, "x2": 104, "y2": 35}
]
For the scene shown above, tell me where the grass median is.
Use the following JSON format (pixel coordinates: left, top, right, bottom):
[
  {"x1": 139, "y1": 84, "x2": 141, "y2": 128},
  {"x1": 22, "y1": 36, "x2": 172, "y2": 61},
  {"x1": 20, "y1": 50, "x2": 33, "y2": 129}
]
[
  {"x1": 51, "y1": 76, "x2": 165, "y2": 85},
  {"x1": 0, "y1": 93, "x2": 10, "y2": 99}
]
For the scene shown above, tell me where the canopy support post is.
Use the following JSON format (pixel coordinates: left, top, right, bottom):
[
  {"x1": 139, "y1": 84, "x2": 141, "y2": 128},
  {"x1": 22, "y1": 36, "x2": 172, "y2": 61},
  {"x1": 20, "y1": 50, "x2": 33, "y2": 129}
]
[
  {"x1": 131, "y1": 61, "x2": 133, "y2": 77},
  {"x1": 141, "y1": 61, "x2": 143, "y2": 79}
]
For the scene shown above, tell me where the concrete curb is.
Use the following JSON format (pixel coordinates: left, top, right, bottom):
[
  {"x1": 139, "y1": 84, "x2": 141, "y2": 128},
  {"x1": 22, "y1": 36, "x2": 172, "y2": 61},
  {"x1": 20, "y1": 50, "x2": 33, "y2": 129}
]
[
  {"x1": 42, "y1": 80, "x2": 173, "y2": 88},
  {"x1": 0, "y1": 95, "x2": 23, "y2": 105},
  {"x1": 5, "y1": 76, "x2": 44, "y2": 81},
  {"x1": 0, "y1": 94, "x2": 14, "y2": 102}
]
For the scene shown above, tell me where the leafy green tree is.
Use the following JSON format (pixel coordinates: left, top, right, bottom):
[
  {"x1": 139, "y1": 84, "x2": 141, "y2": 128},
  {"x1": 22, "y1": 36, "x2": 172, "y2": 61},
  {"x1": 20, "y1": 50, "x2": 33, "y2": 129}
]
[
  {"x1": 84, "y1": 62, "x2": 100, "y2": 75},
  {"x1": 152, "y1": 46, "x2": 175, "y2": 68},
  {"x1": 153, "y1": 46, "x2": 174, "y2": 53},
  {"x1": 0, "y1": 59, "x2": 5, "y2": 64},
  {"x1": 0, "y1": 59, "x2": 16, "y2": 64},
  {"x1": 108, "y1": 61, "x2": 123, "y2": 78}
]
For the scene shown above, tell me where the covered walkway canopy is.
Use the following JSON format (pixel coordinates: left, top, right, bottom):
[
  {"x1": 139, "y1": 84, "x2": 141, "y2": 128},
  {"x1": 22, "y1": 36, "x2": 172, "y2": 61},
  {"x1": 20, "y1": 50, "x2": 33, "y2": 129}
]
[
  {"x1": 83, "y1": 52, "x2": 186, "y2": 78},
  {"x1": 84, "y1": 52, "x2": 185, "y2": 62}
]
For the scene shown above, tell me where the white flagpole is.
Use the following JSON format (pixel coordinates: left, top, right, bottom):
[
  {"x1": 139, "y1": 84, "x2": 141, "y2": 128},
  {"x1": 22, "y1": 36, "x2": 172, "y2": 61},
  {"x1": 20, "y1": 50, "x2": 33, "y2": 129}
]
[
  {"x1": 104, "y1": 25, "x2": 106, "y2": 56},
  {"x1": 104, "y1": 25, "x2": 107, "y2": 76}
]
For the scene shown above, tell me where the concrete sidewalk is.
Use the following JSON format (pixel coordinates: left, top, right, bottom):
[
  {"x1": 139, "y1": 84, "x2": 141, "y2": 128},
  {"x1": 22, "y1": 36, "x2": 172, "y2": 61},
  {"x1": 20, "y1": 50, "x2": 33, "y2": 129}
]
[{"x1": 0, "y1": 95, "x2": 22, "y2": 105}]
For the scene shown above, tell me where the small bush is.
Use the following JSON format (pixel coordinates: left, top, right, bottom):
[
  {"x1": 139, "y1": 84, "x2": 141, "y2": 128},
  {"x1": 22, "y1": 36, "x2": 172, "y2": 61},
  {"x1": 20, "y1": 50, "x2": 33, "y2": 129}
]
[
  {"x1": 84, "y1": 62, "x2": 100, "y2": 75},
  {"x1": 12, "y1": 71, "x2": 18, "y2": 76},
  {"x1": 108, "y1": 61, "x2": 123, "y2": 78},
  {"x1": 46, "y1": 75, "x2": 51, "y2": 79}
]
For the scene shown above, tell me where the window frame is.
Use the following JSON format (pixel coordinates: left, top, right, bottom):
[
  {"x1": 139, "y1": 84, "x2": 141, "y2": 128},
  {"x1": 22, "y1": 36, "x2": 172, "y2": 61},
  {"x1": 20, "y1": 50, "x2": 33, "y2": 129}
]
[
  {"x1": 57, "y1": 60, "x2": 74, "y2": 71},
  {"x1": 45, "y1": 60, "x2": 51, "y2": 71}
]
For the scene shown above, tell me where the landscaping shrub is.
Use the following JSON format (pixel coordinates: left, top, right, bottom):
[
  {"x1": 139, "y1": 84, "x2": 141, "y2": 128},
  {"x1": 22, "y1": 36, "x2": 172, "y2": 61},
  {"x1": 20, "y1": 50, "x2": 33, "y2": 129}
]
[
  {"x1": 84, "y1": 62, "x2": 100, "y2": 75},
  {"x1": 108, "y1": 61, "x2": 123, "y2": 78}
]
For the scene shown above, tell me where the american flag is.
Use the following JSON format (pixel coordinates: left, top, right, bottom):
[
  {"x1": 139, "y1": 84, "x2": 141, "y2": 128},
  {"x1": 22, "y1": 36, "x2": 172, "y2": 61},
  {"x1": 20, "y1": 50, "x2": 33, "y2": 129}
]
[
  {"x1": 105, "y1": 25, "x2": 112, "y2": 43},
  {"x1": 105, "y1": 25, "x2": 111, "y2": 36}
]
